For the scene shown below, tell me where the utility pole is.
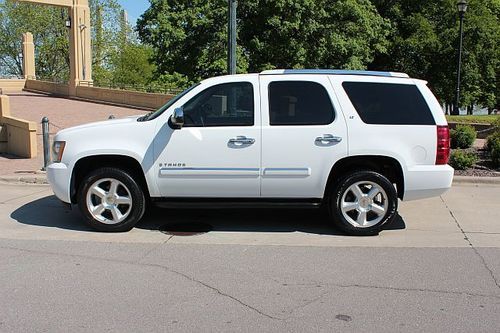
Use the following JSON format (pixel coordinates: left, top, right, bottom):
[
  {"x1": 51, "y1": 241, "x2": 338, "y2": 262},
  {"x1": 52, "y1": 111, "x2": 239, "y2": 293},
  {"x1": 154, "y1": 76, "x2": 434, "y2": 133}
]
[
  {"x1": 453, "y1": 0, "x2": 468, "y2": 115},
  {"x1": 227, "y1": 0, "x2": 237, "y2": 75}
]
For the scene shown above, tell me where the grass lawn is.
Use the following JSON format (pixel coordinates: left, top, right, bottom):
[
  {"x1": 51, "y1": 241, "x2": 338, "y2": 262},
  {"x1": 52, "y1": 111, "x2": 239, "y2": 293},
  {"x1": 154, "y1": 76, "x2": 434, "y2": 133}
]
[{"x1": 446, "y1": 115, "x2": 499, "y2": 124}]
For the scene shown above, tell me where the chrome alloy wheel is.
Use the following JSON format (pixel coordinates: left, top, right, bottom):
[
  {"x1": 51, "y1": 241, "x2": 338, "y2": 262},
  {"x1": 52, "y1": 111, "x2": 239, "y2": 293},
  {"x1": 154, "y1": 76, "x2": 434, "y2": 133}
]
[
  {"x1": 340, "y1": 181, "x2": 389, "y2": 228},
  {"x1": 86, "y1": 178, "x2": 133, "y2": 224}
]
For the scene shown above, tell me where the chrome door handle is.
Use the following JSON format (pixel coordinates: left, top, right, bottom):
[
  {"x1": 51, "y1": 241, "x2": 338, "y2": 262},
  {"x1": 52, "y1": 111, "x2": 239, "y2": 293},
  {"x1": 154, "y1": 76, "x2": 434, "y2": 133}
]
[
  {"x1": 229, "y1": 136, "x2": 255, "y2": 145},
  {"x1": 315, "y1": 134, "x2": 342, "y2": 143}
]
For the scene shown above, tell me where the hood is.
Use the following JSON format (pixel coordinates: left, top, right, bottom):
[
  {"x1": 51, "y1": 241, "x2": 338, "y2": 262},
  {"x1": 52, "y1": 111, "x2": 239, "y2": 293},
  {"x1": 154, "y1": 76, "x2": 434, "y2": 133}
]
[{"x1": 56, "y1": 115, "x2": 142, "y2": 136}]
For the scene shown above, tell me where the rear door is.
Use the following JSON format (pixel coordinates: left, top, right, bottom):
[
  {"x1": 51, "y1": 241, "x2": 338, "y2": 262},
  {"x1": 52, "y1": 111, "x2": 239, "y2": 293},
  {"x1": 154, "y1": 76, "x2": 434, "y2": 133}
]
[{"x1": 259, "y1": 75, "x2": 348, "y2": 198}]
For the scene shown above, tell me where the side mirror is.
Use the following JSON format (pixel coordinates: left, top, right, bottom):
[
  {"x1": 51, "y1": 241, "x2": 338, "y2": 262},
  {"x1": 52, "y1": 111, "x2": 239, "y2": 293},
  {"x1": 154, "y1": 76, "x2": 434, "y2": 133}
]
[{"x1": 169, "y1": 107, "x2": 184, "y2": 129}]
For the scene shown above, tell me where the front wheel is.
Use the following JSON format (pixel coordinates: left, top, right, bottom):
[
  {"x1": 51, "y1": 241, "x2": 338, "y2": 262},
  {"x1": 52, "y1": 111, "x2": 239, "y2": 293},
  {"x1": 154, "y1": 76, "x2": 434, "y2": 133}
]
[
  {"x1": 329, "y1": 170, "x2": 398, "y2": 236},
  {"x1": 77, "y1": 167, "x2": 146, "y2": 232}
]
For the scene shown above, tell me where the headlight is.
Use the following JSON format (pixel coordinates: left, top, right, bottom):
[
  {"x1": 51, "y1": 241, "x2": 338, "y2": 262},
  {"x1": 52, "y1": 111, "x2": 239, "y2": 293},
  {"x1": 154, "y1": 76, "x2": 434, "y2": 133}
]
[{"x1": 52, "y1": 141, "x2": 66, "y2": 163}]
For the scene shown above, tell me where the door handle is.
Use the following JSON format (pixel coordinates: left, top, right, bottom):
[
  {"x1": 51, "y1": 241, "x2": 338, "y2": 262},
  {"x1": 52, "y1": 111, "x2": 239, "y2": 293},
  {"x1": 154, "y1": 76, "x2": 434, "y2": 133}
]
[
  {"x1": 315, "y1": 134, "x2": 342, "y2": 144},
  {"x1": 228, "y1": 136, "x2": 255, "y2": 145}
]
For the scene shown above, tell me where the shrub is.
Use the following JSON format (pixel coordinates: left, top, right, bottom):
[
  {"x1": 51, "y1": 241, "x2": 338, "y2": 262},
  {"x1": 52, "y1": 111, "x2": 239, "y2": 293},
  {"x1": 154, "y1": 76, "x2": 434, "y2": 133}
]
[
  {"x1": 449, "y1": 150, "x2": 477, "y2": 170},
  {"x1": 486, "y1": 131, "x2": 500, "y2": 152},
  {"x1": 489, "y1": 137, "x2": 500, "y2": 168},
  {"x1": 450, "y1": 124, "x2": 477, "y2": 149}
]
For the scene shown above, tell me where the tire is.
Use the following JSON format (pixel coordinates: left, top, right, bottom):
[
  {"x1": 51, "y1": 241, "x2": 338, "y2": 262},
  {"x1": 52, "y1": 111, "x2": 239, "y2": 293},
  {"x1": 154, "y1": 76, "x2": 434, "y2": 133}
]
[
  {"x1": 328, "y1": 170, "x2": 398, "y2": 236},
  {"x1": 77, "y1": 167, "x2": 146, "y2": 232}
]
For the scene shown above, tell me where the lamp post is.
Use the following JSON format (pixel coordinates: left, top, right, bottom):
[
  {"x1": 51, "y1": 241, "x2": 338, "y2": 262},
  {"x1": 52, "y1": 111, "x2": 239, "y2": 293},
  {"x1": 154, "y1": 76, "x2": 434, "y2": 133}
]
[
  {"x1": 453, "y1": 0, "x2": 467, "y2": 115},
  {"x1": 227, "y1": 0, "x2": 237, "y2": 75}
]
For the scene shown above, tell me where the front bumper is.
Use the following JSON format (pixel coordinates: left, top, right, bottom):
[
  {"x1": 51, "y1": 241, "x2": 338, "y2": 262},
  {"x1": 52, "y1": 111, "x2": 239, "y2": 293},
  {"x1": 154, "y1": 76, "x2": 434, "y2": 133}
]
[
  {"x1": 403, "y1": 165, "x2": 454, "y2": 201},
  {"x1": 47, "y1": 163, "x2": 71, "y2": 203}
]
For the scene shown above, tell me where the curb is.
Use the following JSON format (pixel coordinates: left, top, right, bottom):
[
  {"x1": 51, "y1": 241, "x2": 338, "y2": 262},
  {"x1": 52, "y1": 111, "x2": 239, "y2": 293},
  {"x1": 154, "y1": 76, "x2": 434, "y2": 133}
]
[
  {"x1": 1, "y1": 174, "x2": 499, "y2": 186},
  {"x1": 452, "y1": 176, "x2": 500, "y2": 185},
  {"x1": 0, "y1": 174, "x2": 48, "y2": 185}
]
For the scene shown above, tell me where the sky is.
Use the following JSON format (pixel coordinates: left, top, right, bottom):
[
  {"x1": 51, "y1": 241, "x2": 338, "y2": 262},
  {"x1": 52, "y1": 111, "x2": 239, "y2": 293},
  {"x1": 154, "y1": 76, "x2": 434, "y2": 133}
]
[{"x1": 116, "y1": 0, "x2": 150, "y2": 25}]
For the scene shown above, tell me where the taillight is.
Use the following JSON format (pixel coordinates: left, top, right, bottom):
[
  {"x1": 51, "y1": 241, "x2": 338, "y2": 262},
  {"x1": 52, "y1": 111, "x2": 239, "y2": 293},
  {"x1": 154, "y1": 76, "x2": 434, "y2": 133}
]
[{"x1": 436, "y1": 126, "x2": 450, "y2": 165}]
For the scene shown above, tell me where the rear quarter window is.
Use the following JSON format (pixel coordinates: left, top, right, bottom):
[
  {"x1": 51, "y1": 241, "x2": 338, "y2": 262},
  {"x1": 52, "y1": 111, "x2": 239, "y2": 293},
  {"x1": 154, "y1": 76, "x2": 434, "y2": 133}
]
[{"x1": 342, "y1": 82, "x2": 435, "y2": 125}]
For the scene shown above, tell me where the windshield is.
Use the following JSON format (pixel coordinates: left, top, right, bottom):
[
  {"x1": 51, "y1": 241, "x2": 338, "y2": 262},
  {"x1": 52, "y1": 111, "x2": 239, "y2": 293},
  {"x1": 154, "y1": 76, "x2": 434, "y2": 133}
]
[{"x1": 138, "y1": 83, "x2": 200, "y2": 121}]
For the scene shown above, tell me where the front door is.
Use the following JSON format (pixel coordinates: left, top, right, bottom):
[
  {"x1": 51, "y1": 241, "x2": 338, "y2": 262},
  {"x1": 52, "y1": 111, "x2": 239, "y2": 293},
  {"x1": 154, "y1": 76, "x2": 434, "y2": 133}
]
[
  {"x1": 154, "y1": 77, "x2": 261, "y2": 197},
  {"x1": 259, "y1": 75, "x2": 348, "y2": 198}
]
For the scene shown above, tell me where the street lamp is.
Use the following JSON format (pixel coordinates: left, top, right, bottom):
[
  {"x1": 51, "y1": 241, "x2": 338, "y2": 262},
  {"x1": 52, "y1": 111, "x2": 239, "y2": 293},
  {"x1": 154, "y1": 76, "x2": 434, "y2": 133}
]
[{"x1": 453, "y1": 0, "x2": 467, "y2": 115}]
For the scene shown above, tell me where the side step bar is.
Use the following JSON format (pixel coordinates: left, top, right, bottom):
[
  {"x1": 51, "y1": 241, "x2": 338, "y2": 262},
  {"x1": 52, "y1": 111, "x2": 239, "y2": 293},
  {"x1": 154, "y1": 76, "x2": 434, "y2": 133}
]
[{"x1": 152, "y1": 198, "x2": 323, "y2": 209}]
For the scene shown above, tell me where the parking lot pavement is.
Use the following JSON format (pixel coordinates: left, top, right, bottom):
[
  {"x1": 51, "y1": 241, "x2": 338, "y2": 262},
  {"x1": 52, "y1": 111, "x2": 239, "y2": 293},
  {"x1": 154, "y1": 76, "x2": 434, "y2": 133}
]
[{"x1": 0, "y1": 182, "x2": 499, "y2": 332}]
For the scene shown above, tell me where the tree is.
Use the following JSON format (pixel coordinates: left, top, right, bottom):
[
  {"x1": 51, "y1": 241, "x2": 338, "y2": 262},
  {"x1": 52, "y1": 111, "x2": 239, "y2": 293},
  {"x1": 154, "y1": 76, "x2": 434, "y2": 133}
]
[
  {"x1": 370, "y1": 0, "x2": 500, "y2": 112},
  {"x1": 0, "y1": 0, "x2": 69, "y2": 80},
  {"x1": 239, "y1": 0, "x2": 390, "y2": 72},
  {"x1": 137, "y1": 0, "x2": 389, "y2": 81},
  {"x1": 137, "y1": 0, "x2": 246, "y2": 82},
  {"x1": 110, "y1": 43, "x2": 155, "y2": 87}
]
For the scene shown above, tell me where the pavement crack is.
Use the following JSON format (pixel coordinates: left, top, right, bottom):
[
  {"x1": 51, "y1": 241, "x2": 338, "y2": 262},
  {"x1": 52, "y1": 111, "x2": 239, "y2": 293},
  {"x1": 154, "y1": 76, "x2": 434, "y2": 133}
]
[
  {"x1": 440, "y1": 196, "x2": 500, "y2": 290},
  {"x1": 145, "y1": 262, "x2": 282, "y2": 321},
  {"x1": 0, "y1": 243, "x2": 281, "y2": 321},
  {"x1": 274, "y1": 281, "x2": 500, "y2": 300},
  {"x1": 134, "y1": 235, "x2": 174, "y2": 264}
]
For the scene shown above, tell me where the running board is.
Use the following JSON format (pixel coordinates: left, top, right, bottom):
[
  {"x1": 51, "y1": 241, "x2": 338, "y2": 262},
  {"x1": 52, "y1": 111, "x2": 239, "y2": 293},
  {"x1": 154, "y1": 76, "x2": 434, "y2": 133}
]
[{"x1": 152, "y1": 198, "x2": 323, "y2": 209}]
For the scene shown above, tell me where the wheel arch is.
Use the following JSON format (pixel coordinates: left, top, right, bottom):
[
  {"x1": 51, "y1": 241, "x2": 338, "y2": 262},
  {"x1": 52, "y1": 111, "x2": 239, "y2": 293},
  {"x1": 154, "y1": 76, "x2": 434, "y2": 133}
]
[
  {"x1": 324, "y1": 155, "x2": 405, "y2": 200},
  {"x1": 70, "y1": 154, "x2": 150, "y2": 204}
]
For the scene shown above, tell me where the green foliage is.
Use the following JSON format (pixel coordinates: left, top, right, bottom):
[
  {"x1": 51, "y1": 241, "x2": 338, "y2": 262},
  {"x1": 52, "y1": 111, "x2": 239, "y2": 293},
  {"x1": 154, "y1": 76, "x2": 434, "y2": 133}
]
[
  {"x1": 238, "y1": 0, "x2": 390, "y2": 72},
  {"x1": 0, "y1": 0, "x2": 69, "y2": 80},
  {"x1": 485, "y1": 118, "x2": 500, "y2": 167},
  {"x1": 110, "y1": 43, "x2": 155, "y2": 87},
  {"x1": 137, "y1": 0, "x2": 389, "y2": 81},
  {"x1": 371, "y1": 0, "x2": 500, "y2": 109},
  {"x1": 449, "y1": 150, "x2": 477, "y2": 170},
  {"x1": 450, "y1": 124, "x2": 477, "y2": 149},
  {"x1": 446, "y1": 115, "x2": 500, "y2": 124},
  {"x1": 490, "y1": 139, "x2": 500, "y2": 168},
  {"x1": 154, "y1": 72, "x2": 192, "y2": 91}
]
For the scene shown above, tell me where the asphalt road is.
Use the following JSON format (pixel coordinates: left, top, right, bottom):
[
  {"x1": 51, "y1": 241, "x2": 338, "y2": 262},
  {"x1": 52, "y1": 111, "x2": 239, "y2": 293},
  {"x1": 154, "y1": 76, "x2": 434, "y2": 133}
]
[{"x1": 0, "y1": 182, "x2": 499, "y2": 332}]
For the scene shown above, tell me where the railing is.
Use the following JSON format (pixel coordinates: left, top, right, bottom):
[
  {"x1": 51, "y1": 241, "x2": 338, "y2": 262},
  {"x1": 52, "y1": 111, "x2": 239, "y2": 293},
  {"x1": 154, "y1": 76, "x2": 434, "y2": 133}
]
[{"x1": 79, "y1": 81, "x2": 184, "y2": 95}]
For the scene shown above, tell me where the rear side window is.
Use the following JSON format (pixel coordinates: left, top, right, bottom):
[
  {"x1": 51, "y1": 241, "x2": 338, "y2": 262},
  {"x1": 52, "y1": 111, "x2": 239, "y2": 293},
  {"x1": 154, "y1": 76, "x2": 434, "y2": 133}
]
[
  {"x1": 269, "y1": 81, "x2": 335, "y2": 125},
  {"x1": 342, "y1": 82, "x2": 435, "y2": 125}
]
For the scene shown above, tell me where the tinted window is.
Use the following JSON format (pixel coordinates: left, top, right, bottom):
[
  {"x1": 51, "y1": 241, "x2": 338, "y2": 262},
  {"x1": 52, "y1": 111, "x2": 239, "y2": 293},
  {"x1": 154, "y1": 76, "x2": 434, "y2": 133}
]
[
  {"x1": 342, "y1": 82, "x2": 435, "y2": 125},
  {"x1": 269, "y1": 81, "x2": 335, "y2": 125},
  {"x1": 183, "y1": 82, "x2": 254, "y2": 127}
]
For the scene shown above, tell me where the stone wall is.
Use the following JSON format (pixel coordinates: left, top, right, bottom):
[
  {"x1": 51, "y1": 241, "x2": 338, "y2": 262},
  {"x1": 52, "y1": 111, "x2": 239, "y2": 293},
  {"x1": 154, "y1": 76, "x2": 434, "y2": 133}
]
[
  {"x1": 0, "y1": 95, "x2": 37, "y2": 158},
  {"x1": 25, "y1": 79, "x2": 174, "y2": 110},
  {"x1": 0, "y1": 79, "x2": 26, "y2": 93}
]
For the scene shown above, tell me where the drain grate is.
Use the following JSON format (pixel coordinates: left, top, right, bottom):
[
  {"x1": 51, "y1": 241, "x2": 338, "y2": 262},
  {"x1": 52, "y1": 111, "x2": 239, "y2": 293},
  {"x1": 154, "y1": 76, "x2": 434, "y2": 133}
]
[{"x1": 159, "y1": 222, "x2": 213, "y2": 236}]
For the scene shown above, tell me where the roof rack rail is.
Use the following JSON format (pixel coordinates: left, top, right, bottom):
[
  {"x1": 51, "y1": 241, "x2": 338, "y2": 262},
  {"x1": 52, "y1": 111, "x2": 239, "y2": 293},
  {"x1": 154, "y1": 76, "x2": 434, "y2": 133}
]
[{"x1": 260, "y1": 69, "x2": 410, "y2": 78}]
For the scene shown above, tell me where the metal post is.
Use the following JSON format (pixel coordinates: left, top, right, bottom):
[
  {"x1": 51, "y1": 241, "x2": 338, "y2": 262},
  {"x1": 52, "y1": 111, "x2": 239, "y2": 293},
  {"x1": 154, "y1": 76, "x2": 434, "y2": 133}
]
[
  {"x1": 42, "y1": 117, "x2": 50, "y2": 170},
  {"x1": 227, "y1": 0, "x2": 237, "y2": 75},
  {"x1": 453, "y1": 12, "x2": 465, "y2": 115}
]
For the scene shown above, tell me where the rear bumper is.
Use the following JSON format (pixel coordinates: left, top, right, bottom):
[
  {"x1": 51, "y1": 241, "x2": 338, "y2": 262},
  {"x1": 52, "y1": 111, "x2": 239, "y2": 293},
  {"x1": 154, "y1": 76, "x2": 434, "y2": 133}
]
[
  {"x1": 47, "y1": 162, "x2": 71, "y2": 203},
  {"x1": 403, "y1": 165, "x2": 454, "y2": 201}
]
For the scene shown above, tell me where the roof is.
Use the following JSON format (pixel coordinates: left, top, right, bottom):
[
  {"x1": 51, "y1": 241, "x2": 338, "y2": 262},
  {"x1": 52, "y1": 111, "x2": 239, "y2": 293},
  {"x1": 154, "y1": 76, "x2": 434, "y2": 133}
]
[{"x1": 260, "y1": 69, "x2": 410, "y2": 79}]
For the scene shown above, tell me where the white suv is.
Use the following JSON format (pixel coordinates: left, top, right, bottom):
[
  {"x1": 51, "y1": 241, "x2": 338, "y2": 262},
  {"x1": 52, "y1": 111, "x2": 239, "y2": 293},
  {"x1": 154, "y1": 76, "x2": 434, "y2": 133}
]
[{"x1": 47, "y1": 69, "x2": 453, "y2": 235}]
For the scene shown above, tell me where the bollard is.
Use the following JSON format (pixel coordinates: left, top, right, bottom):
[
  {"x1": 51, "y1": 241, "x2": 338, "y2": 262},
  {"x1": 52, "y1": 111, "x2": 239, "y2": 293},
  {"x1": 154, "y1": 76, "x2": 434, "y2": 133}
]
[{"x1": 41, "y1": 117, "x2": 50, "y2": 171}]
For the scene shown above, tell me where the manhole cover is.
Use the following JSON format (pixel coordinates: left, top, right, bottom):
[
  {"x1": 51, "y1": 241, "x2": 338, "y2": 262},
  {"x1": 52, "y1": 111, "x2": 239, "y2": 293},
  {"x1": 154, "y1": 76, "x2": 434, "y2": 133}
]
[{"x1": 159, "y1": 222, "x2": 213, "y2": 236}]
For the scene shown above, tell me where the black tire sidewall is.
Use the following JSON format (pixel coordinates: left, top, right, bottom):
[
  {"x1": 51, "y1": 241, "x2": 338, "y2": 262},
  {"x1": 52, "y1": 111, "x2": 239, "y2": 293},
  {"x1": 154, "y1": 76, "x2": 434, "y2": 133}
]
[
  {"x1": 77, "y1": 167, "x2": 146, "y2": 232},
  {"x1": 329, "y1": 170, "x2": 398, "y2": 236}
]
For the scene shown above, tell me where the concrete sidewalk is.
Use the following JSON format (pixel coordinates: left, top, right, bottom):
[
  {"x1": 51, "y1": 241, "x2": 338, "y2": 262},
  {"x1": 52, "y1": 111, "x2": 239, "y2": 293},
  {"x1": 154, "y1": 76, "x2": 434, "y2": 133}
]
[
  {"x1": 0, "y1": 92, "x2": 145, "y2": 177},
  {"x1": 1, "y1": 182, "x2": 499, "y2": 248}
]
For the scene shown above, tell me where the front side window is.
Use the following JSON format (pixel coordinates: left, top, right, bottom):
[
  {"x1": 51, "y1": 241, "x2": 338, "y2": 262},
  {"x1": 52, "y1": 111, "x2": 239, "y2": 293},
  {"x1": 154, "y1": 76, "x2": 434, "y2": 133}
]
[
  {"x1": 183, "y1": 82, "x2": 254, "y2": 127},
  {"x1": 268, "y1": 81, "x2": 335, "y2": 126}
]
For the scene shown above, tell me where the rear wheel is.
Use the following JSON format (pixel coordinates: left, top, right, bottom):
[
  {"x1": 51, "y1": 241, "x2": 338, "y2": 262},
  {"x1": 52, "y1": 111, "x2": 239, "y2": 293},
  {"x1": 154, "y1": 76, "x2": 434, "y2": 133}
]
[
  {"x1": 77, "y1": 167, "x2": 146, "y2": 232},
  {"x1": 329, "y1": 170, "x2": 398, "y2": 236}
]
